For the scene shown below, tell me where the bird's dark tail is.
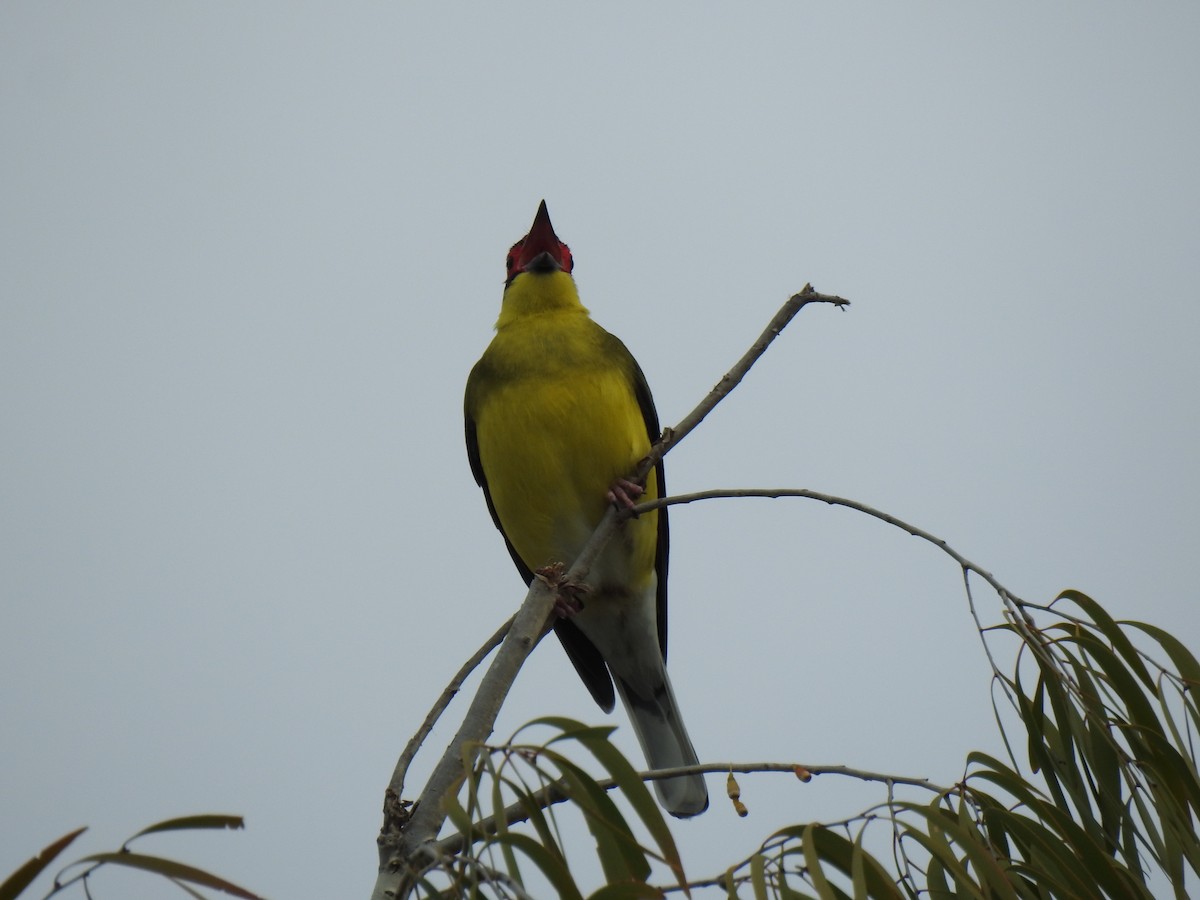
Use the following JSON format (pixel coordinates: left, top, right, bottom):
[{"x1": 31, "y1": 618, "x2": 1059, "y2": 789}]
[{"x1": 615, "y1": 670, "x2": 709, "y2": 818}]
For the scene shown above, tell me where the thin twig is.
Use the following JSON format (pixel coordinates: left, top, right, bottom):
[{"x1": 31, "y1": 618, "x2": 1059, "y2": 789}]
[
  {"x1": 388, "y1": 616, "x2": 514, "y2": 800},
  {"x1": 633, "y1": 485, "x2": 1115, "y2": 749},
  {"x1": 632, "y1": 487, "x2": 1027, "y2": 621},
  {"x1": 436, "y1": 759, "x2": 948, "y2": 856},
  {"x1": 634, "y1": 285, "x2": 849, "y2": 480}
]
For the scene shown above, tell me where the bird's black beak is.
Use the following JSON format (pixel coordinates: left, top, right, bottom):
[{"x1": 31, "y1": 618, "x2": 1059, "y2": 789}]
[{"x1": 524, "y1": 250, "x2": 562, "y2": 272}]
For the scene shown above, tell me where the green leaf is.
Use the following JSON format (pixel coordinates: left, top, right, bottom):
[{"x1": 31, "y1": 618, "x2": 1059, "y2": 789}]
[
  {"x1": 489, "y1": 832, "x2": 585, "y2": 900},
  {"x1": 894, "y1": 812, "x2": 985, "y2": 900},
  {"x1": 75, "y1": 852, "x2": 262, "y2": 899},
  {"x1": 991, "y1": 806, "x2": 1110, "y2": 898},
  {"x1": 723, "y1": 864, "x2": 739, "y2": 900},
  {"x1": 800, "y1": 824, "x2": 849, "y2": 900},
  {"x1": 750, "y1": 852, "x2": 768, "y2": 900},
  {"x1": 1058, "y1": 590, "x2": 1154, "y2": 688},
  {"x1": 442, "y1": 787, "x2": 476, "y2": 838},
  {"x1": 491, "y1": 771, "x2": 523, "y2": 883},
  {"x1": 123, "y1": 815, "x2": 245, "y2": 846},
  {"x1": 1127, "y1": 621, "x2": 1200, "y2": 687},
  {"x1": 546, "y1": 752, "x2": 651, "y2": 885},
  {"x1": 850, "y1": 827, "x2": 904, "y2": 900},
  {"x1": 1126, "y1": 621, "x2": 1200, "y2": 735},
  {"x1": 0, "y1": 827, "x2": 86, "y2": 900},
  {"x1": 536, "y1": 716, "x2": 684, "y2": 885},
  {"x1": 1072, "y1": 628, "x2": 1159, "y2": 732},
  {"x1": 797, "y1": 825, "x2": 901, "y2": 900},
  {"x1": 925, "y1": 853, "x2": 952, "y2": 900},
  {"x1": 513, "y1": 776, "x2": 567, "y2": 868}
]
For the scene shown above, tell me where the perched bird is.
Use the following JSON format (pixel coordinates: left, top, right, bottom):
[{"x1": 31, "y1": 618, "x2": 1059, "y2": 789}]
[{"x1": 464, "y1": 201, "x2": 708, "y2": 818}]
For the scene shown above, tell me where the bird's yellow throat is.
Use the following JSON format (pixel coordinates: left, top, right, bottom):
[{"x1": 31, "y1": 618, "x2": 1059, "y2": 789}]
[{"x1": 495, "y1": 270, "x2": 590, "y2": 329}]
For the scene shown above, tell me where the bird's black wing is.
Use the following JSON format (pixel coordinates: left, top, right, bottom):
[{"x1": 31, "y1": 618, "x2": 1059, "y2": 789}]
[
  {"x1": 607, "y1": 332, "x2": 671, "y2": 661},
  {"x1": 464, "y1": 408, "x2": 534, "y2": 585}
]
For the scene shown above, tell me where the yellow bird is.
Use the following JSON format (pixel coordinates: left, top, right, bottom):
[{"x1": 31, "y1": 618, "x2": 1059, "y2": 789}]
[{"x1": 464, "y1": 201, "x2": 708, "y2": 818}]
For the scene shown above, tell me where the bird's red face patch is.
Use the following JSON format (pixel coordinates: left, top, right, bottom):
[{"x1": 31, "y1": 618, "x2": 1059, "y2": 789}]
[{"x1": 506, "y1": 201, "x2": 574, "y2": 282}]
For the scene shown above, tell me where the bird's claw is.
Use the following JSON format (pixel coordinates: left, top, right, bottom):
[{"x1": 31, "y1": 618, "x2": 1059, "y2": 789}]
[
  {"x1": 535, "y1": 563, "x2": 590, "y2": 618},
  {"x1": 607, "y1": 477, "x2": 645, "y2": 510}
]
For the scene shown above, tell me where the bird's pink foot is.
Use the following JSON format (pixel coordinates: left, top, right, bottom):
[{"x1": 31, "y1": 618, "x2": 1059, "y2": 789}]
[
  {"x1": 607, "y1": 477, "x2": 644, "y2": 510},
  {"x1": 553, "y1": 583, "x2": 588, "y2": 617},
  {"x1": 535, "y1": 563, "x2": 589, "y2": 618}
]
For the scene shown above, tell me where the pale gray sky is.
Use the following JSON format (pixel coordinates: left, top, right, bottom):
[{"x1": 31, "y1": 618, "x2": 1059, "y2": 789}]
[{"x1": 3, "y1": 3, "x2": 1198, "y2": 897}]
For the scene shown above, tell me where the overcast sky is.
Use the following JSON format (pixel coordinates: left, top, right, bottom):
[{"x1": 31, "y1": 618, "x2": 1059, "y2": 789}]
[{"x1": 3, "y1": 3, "x2": 1198, "y2": 898}]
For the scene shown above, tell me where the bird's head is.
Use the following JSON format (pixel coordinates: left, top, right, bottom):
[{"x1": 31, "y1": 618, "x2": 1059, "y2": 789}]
[{"x1": 506, "y1": 200, "x2": 574, "y2": 284}]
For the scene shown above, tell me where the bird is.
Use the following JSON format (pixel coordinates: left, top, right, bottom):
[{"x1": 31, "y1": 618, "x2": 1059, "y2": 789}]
[{"x1": 464, "y1": 201, "x2": 709, "y2": 818}]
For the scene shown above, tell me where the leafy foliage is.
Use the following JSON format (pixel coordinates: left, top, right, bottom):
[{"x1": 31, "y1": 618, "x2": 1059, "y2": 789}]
[
  {"x1": 416, "y1": 589, "x2": 1199, "y2": 898},
  {"x1": 1, "y1": 816, "x2": 260, "y2": 900},
  {"x1": 405, "y1": 717, "x2": 687, "y2": 898}
]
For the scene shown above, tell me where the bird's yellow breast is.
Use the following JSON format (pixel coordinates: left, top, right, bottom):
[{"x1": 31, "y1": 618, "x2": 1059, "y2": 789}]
[{"x1": 468, "y1": 279, "x2": 659, "y2": 591}]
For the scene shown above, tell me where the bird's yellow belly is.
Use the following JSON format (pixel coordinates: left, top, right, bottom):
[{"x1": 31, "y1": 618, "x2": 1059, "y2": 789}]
[{"x1": 474, "y1": 369, "x2": 659, "y2": 591}]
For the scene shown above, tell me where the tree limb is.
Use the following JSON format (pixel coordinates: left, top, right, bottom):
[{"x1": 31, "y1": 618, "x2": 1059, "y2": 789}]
[{"x1": 387, "y1": 617, "x2": 513, "y2": 803}]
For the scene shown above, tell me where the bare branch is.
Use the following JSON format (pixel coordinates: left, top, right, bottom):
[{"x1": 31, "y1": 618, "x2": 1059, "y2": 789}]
[
  {"x1": 632, "y1": 486, "x2": 1026, "y2": 622},
  {"x1": 436, "y1": 759, "x2": 949, "y2": 857},
  {"x1": 375, "y1": 581, "x2": 556, "y2": 890},
  {"x1": 635, "y1": 285, "x2": 849, "y2": 480},
  {"x1": 387, "y1": 616, "x2": 514, "y2": 801}
]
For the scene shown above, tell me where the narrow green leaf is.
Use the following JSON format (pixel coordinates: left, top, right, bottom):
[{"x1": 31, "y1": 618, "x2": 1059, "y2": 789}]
[
  {"x1": 1126, "y1": 621, "x2": 1200, "y2": 734},
  {"x1": 985, "y1": 810, "x2": 1098, "y2": 899},
  {"x1": 1015, "y1": 666, "x2": 1071, "y2": 814},
  {"x1": 0, "y1": 827, "x2": 87, "y2": 900},
  {"x1": 489, "y1": 832, "x2": 584, "y2": 900},
  {"x1": 723, "y1": 864, "x2": 739, "y2": 900},
  {"x1": 943, "y1": 801, "x2": 1020, "y2": 900},
  {"x1": 1072, "y1": 628, "x2": 1159, "y2": 731},
  {"x1": 801, "y1": 825, "x2": 899, "y2": 899},
  {"x1": 1118, "y1": 797, "x2": 1149, "y2": 889},
  {"x1": 967, "y1": 752, "x2": 1053, "y2": 812},
  {"x1": 1127, "y1": 621, "x2": 1200, "y2": 685},
  {"x1": 124, "y1": 815, "x2": 245, "y2": 845},
  {"x1": 1014, "y1": 667, "x2": 1047, "y2": 776},
  {"x1": 800, "y1": 824, "x2": 850, "y2": 900},
  {"x1": 750, "y1": 852, "x2": 769, "y2": 900},
  {"x1": 492, "y1": 772, "x2": 523, "y2": 883},
  {"x1": 75, "y1": 852, "x2": 262, "y2": 899},
  {"x1": 548, "y1": 753, "x2": 651, "y2": 885},
  {"x1": 1128, "y1": 785, "x2": 1167, "y2": 864},
  {"x1": 899, "y1": 800, "x2": 1016, "y2": 900},
  {"x1": 1058, "y1": 590, "x2": 1154, "y2": 687},
  {"x1": 894, "y1": 826, "x2": 984, "y2": 900},
  {"x1": 850, "y1": 827, "x2": 904, "y2": 900},
  {"x1": 925, "y1": 853, "x2": 952, "y2": 900},
  {"x1": 538, "y1": 716, "x2": 684, "y2": 884},
  {"x1": 1081, "y1": 717, "x2": 1124, "y2": 847},
  {"x1": 1137, "y1": 726, "x2": 1200, "y2": 815},
  {"x1": 442, "y1": 788, "x2": 475, "y2": 837},
  {"x1": 1156, "y1": 682, "x2": 1199, "y2": 776}
]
